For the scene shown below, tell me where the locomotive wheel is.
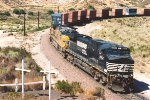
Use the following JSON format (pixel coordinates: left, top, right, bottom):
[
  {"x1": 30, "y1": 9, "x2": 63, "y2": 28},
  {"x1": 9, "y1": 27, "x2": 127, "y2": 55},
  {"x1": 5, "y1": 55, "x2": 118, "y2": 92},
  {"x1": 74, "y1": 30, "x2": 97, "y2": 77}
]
[
  {"x1": 94, "y1": 74, "x2": 100, "y2": 82},
  {"x1": 94, "y1": 72, "x2": 100, "y2": 82}
]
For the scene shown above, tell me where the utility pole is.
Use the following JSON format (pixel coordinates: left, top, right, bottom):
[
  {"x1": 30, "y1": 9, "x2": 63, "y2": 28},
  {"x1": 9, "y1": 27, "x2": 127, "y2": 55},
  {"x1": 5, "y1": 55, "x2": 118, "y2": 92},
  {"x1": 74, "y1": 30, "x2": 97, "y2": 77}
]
[
  {"x1": 24, "y1": 12, "x2": 26, "y2": 36},
  {"x1": 58, "y1": 6, "x2": 59, "y2": 13},
  {"x1": 38, "y1": 11, "x2": 39, "y2": 28}
]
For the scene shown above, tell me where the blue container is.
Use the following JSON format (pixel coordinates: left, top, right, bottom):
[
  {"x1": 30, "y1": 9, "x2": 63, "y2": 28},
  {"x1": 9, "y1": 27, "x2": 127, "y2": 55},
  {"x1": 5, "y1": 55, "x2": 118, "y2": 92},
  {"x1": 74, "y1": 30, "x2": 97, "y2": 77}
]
[
  {"x1": 126, "y1": 8, "x2": 137, "y2": 15},
  {"x1": 51, "y1": 13, "x2": 62, "y2": 27}
]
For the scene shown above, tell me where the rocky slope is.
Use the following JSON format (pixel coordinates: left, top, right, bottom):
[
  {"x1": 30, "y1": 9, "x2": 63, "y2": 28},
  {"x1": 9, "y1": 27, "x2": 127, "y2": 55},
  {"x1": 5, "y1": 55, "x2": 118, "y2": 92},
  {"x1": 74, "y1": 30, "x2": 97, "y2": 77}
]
[{"x1": 0, "y1": 0, "x2": 150, "y2": 10}]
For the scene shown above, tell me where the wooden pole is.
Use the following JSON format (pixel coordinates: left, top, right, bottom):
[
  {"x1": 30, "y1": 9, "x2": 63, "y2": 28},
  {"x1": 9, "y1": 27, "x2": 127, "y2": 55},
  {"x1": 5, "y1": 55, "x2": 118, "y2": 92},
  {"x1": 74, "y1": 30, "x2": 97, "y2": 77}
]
[
  {"x1": 24, "y1": 13, "x2": 26, "y2": 36},
  {"x1": 38, "y1": 11, "x2": 39, "y2": 28}
]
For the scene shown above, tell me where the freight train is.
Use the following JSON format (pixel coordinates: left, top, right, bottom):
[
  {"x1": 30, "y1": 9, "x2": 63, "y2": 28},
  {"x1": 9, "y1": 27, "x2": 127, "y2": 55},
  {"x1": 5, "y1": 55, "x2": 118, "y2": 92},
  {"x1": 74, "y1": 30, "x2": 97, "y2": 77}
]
[
  {"x1": 49, "y1": 8, "x2": 136, "y2": 92},
  {"x1": 51, "y1": 8, "x2": 150, "y2": 26}
]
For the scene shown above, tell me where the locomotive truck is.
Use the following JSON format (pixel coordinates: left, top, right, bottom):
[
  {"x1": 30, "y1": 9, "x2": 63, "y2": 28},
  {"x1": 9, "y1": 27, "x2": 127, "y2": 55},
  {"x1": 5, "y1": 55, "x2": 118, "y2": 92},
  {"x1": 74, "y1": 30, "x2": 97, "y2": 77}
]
[{"x1": 50, "y1": 13, "x2": 134, "y2": 92}]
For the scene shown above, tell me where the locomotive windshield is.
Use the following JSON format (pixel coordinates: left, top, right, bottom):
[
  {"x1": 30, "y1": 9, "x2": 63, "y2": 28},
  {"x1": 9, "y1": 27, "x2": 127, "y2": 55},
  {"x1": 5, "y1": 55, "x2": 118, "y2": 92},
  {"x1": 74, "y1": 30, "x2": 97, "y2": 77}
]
[{"x1": 106, "y1": 49, "x2": 130, "y2": 56}]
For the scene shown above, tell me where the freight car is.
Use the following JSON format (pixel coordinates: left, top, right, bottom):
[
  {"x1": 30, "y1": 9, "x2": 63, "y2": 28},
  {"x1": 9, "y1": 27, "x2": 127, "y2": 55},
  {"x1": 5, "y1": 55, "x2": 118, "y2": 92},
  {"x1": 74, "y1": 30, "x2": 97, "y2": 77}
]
[
  {"x1": 50, "y1": 14, "x2": 134, "y2": 92},
  {"x1": 51, "y1": 7, "x2": 150, "y2": 27}
]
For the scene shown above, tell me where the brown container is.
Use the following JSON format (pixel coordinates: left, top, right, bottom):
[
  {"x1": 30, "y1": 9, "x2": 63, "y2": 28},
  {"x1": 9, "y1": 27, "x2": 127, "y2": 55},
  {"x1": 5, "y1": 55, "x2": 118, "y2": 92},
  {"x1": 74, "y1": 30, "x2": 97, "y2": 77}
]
[
  {"x1": 62, "y1": 20, "x2": 69, "y2": 25},
  {"x1": 62, "y1": 13, "x2": 69, "y2": 21},
  {"x1": 68, "y1": 18, "x2": 78, "y2": 22},
  {"x1": 111, "y1": 9, "x2": 123, "y2": 17},
  {"x1": 68, "y1": 11, "x2": 78, "y2": 19},
  {"x1": 62, "y1": 13, "x2": 69, "y2": 25},
  {"x1": 86, "y1": 10, "x2": 96, "y2": 19},
  {"x1": 78, "y1": 10, "x2": 87, "y2": 20},
  {"x1": 97, "y1": 9, "x2": 109, "y2": 18},
  {"x1": 144, "y1": 9, "x2": 150, "y2": 16}
]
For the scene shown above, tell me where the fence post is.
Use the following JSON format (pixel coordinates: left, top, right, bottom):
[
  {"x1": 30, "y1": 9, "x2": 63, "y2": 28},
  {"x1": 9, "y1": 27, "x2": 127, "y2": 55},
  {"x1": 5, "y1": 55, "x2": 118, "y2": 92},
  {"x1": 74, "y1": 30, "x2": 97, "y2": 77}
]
[
  {"x1": 43, "y1": 75, "x2": 46, "y2": 90},
  {"x1": 15, "y1": 78, "x2": 18, "y2": 92}
]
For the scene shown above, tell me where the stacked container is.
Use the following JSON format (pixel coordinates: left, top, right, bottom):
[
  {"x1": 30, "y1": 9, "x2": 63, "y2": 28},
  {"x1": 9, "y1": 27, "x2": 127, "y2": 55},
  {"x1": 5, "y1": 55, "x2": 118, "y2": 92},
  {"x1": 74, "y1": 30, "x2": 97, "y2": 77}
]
[
  {"x1": 68, "y1": 11, "x2": 78, "y2": 23},
  {"x1": 62, "y1": 13, "x2": 69, "y2": 25},
  {"x1": 111, "y1": 9, "x2": 123, "y2": 17},
  {"x1": 86, "y1": 10, "x2": 96, "y2": 19},
  {"x1": 78, "y1": 10, "x2": 87, "y2": 20},
  {"x1": 144, "y1": 9, "x2": 150, "y2": 16},
  {"x1": 97, "y1": 9, "x2": 109, "y2": 18}
]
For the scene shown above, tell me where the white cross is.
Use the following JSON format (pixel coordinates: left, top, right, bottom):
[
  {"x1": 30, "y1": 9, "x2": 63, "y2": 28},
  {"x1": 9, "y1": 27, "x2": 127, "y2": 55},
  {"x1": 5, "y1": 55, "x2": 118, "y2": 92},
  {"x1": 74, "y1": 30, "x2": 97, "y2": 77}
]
[
  {"x1": 15, "y1": 59, "x2": 31, "y2": 98},
  {"x1": 40, "y1": 61, "x2": 58, "y2": 100}
]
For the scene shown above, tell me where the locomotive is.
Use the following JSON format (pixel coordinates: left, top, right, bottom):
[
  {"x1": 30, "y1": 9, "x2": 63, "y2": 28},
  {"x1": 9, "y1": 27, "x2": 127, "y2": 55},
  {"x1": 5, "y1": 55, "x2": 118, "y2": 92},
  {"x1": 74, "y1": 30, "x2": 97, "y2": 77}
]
[{"x1": 50, "y1": 12, "x2": 134, "y2": 92}]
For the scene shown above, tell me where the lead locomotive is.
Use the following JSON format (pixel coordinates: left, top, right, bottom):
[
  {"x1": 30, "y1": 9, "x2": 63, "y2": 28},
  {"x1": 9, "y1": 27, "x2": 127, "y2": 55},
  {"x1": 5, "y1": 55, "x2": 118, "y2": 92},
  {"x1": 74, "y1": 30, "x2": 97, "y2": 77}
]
[{"x1": 50, "y1": 13, "x2": 134, "y2": 92}]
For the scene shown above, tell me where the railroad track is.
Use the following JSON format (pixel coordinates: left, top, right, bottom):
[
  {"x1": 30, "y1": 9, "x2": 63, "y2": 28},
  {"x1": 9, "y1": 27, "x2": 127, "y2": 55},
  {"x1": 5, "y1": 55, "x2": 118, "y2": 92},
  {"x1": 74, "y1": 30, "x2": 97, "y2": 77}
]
[{"x1": 116, "y1": 92, "x2": 149, "y2": 100}]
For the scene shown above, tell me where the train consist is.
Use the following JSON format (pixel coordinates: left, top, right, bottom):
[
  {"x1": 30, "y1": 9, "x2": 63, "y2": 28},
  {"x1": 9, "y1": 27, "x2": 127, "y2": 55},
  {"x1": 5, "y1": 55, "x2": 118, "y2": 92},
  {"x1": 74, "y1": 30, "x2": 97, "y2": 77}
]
[
  {"x1": 49, "y1": 8, "x2": 136, "y2": 92},
  {"x1": 51, "y1": 8, "x2": 150, "y2": 26}
]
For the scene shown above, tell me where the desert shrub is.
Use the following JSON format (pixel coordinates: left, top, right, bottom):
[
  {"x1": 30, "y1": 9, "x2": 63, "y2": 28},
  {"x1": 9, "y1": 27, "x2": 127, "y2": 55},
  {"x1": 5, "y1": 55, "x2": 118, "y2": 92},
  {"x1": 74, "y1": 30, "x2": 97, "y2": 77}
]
[
  {"x1": 55, "y1": 80, "x2": 83, "y2": 96},
  {"x1": 7, "y1": 92, "x2": 21, "y2": 99},
  {"x1": 4, "y1": 11, "x2": 11, "y2": 16},
  {"x1": 93, "y1": 87, "x2": 105, "y2": 99},
  {"x1": 68, "y1": 8, "x2": 75, "y2": 11},
  {"x1": 19, "y1": 9, "x2": 25, "y2": 14},
  {"x1": 55, "y1": 80, "x2": 72, "y2": 93},
  {"x1": 119, "y1": 3, "x2": 126, "y2": 7},
  {"x1": 24, "y1": 93, "x2": 36, "y2": 99},
  {"x1": 71, "y1": 82, "x2": 83, "y2": 93},
  {"x1": 87, "y1": 5, "x2": 95, "y2": 10},
  {"x1": 129, "y1": 46, "x2": 135, "y2": 53},
  {"x1": 105, "y1": 7, "x2": 112, "y2": 11},
  {"x1": 47, "y1": 10, "x2": 54, "y2": 14},
  {"x1": 28, "y1": 11, "x2": 33, "y2": 16},
  {"x1": 13, "y1": 9, "x2": 20, "y2": 15}
]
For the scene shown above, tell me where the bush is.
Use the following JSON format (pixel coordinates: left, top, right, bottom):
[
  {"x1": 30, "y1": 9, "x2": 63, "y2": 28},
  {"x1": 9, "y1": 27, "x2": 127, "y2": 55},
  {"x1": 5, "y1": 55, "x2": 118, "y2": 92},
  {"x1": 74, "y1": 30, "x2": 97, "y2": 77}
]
[
  {"x1": 87, "y1": 5, "x2": 95, "y2": 10},
  {"x1": 13, "y1": 9, "x2": 20, "y2": 15},
  {"x1": 68, "y1": 8, "x2": 75, "y2": 11},
  {"x1": 4, "y1": 11, "x2": 10, "y2": 16},
  {"x1": 28, "y1": 11, "x2": 33, "y2": 16},
  {"x1": 55, "y1": 80, "x2": 72, "y2": 93},
  {"x1": 119, "y1": 3, "x2": 125, "y2": 7},
  {"x1": 47, "y1": 10, "x2": 54, "y2": 14},
  {"x1": 93, "y1": 87, "x2": 105, "y2": 99},
  {"x1": 105, "y1": 7, "x2": 112, "y2": 11},
  {"x1": 55, "y1": 80, "x2": 83, "y2": 96},
  {"x1": 19, "y1": 9, "x2": 25, "y2": 14}
]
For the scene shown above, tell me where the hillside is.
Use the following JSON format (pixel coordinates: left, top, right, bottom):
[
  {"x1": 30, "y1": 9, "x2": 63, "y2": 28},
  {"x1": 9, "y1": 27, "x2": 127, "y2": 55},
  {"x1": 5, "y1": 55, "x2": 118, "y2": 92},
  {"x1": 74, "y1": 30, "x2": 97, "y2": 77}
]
[{"x1": 0, "y1": 0, "x2": 150, "y2": 10}]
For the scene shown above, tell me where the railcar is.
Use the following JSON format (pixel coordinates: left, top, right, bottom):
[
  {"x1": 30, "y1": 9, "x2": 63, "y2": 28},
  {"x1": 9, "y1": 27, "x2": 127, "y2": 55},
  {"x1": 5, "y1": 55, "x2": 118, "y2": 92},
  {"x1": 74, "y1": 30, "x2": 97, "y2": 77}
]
[{"x1": 50, "y1": 14, "x2": 134, "y2": 92}]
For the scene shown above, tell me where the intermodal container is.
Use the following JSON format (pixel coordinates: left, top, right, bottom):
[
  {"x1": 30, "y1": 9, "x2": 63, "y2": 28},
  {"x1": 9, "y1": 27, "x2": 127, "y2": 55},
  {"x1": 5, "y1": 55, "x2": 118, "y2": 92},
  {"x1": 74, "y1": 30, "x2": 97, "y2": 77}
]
[
  {"x1": 86, "y1": 10, "x2": 96, "y2": 19},
  {"x1": 78, "y1": 10, "x2": 87, "y2": 20}
]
